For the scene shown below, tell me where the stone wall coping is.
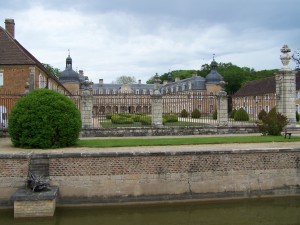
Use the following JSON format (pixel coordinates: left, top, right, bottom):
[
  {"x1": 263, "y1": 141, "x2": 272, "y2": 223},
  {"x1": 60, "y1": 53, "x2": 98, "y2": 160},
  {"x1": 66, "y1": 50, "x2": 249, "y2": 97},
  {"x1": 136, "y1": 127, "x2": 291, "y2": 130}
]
[
  {"x1": 11, "y1": 186, "x2": 59, "y2": 201},
  {"x1": 0, "y1": 148, "x2": 300, "y2": 159}
]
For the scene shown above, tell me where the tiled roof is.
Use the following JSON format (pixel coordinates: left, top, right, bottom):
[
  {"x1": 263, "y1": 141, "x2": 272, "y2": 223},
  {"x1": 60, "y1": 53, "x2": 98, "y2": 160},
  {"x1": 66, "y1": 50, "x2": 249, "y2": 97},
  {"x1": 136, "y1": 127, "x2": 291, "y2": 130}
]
[
  {"x1": 233, "y1": 72, "x2": 300, "y2": 97},
  {"x1": 0, "y1": 27, "x2": 35, "y2": 65},
  {"x1": 0, "y1": 26, "x2": 70, "y2": 93}
]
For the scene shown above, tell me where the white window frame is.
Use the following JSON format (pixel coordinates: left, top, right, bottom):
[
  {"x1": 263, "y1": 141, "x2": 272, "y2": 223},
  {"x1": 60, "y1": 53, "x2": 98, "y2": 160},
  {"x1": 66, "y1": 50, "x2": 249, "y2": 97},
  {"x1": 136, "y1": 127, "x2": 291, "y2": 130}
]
[{"x1": 0, "y1": 72, "x2": 3, "y2": 86}]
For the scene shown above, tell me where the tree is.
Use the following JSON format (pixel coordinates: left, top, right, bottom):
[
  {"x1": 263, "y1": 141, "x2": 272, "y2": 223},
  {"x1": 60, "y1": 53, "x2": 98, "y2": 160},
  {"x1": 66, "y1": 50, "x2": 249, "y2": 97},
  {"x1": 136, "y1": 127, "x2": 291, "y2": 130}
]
[
  {"x1": 147, "y1": 62, "x2": 277, "y2": 94},
  {"x1": 114, "y1": 75, "x2": 137, "y2": 84},
  {"x1": 292, "y1": 49, "x2": 300, "y2": 69},
  {"x1": 43, "y1": 64, "x2": 61, "y2": 78}
]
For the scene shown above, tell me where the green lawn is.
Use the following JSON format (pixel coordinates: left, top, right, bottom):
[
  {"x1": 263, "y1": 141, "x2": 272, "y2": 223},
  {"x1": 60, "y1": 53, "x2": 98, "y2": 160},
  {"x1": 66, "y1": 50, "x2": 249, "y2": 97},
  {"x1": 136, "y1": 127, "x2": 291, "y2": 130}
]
[{"x1": 76, "y1": 135, "x2": 300, "y2": 148}]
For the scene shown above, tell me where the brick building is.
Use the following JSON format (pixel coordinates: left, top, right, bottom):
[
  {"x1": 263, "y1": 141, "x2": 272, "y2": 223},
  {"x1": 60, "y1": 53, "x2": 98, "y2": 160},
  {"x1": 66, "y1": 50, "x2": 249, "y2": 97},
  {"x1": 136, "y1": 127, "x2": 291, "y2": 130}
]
[
  {"x1": 0, "y1": 19, "x2": 71, "y2": 127},
  {"x1": 232, "y1": 72, "x2": 300, "y2": 117}
]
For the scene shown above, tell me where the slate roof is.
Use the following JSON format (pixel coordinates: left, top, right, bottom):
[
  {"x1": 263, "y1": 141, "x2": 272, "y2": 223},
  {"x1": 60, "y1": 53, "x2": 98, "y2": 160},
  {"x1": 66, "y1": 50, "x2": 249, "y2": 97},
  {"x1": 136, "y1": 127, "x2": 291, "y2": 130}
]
[
  {"x1": 0, "y1": 25, "x2": 70, "y2": 93},
  {"x1": 233, "y1": 72, "x2": 300, "y2": 97}
]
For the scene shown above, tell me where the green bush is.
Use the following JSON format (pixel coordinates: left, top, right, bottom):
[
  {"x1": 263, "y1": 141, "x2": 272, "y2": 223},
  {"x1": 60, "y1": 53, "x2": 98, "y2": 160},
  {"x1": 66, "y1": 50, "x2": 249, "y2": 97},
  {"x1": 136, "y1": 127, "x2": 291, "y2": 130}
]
[
  {"x1": 133, "y1": 114, "x2": 147, "y2": 122},
  {"x1": 213, "y1": 110, "x2": 217, "y2": 120},
  {"x1": 256, "y1": 108, "x2": 288, "y2": 136},
  {"x1": 234, "y1": 108, "x2": 249, "y2": 121},
  {"x1": 230, "y1": 109, "x2": 237, "y2": 119},
  {"x1": 140, "y1": 116, "x2": 152, "y2": 125},
  {"x1": 163, "y1": 114, "x2": 178, "y2": 123},
  {"x1": 8, "y1": 89, "x2": 81, "y2": 148},
  {"x1": 106, "y1": 114, "x2": 112, "y2": 119},
  {"x1": 111, "y1": 115, "x2": 134, "y2": 124},
  {"x1": 296, "y1": 111, "x2": 300, "y2": 122},
  {"x1": 180, "y1": 109, "x2": 189, "y2": 118},
  {"x1": 191, "y1": 109, "x2": 201, "y2": 118},
  {"x1": 258, "y1": 109, "x2": 267, "y2": 120}
]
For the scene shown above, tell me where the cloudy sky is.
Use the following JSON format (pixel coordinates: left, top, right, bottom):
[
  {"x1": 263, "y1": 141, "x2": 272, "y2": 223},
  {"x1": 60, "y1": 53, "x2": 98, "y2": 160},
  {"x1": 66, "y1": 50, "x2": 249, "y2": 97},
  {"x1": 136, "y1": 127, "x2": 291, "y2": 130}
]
[{"x1": 1, "y1": 0, "x2": 299, "y2": 83}]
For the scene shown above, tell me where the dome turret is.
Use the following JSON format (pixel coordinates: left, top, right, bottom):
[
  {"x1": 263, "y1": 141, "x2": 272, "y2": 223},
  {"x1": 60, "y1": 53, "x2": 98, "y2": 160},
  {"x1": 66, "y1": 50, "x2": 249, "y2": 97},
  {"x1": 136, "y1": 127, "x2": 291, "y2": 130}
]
[
  {"x1": 59, "y1": 52, "x2": 80, "y2": 83},
  {"x1": 205, "y1": 56, "x2": 223, "y2": 84}
]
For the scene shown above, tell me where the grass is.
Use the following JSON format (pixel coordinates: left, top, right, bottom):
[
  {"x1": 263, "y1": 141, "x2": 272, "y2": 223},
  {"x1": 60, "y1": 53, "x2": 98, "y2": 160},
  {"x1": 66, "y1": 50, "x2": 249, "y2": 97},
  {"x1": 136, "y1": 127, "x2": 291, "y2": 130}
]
[{"x1": 76, "y1": 135, "x2": 300, "y2": 148}]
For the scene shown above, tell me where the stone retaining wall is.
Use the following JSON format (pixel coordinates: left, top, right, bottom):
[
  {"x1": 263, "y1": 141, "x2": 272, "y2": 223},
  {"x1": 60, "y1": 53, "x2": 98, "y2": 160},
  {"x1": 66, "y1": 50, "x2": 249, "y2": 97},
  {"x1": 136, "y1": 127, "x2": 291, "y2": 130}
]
[
  {"x1": 1, "y1": 148, "x2": 300, "y2": 207},
  {"x1": 80, "y1": 125, "x2": 257, "y2": 137}
]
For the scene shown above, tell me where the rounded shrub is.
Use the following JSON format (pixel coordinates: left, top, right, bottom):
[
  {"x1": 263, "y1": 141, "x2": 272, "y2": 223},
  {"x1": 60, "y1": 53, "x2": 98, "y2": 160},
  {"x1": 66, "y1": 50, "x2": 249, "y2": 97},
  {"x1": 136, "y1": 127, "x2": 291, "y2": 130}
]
[
  {"x1": 191, "y1": 109, "x2": 201, "y2": 118},
  {"x1": 234, "y1": 108, "x2": 249, "y2": 121},
  {"x1": 8, "y1": 89, "x2": 81, "y2": 149},
  {"x1": 180, "y1": 109, "x2": 189, "y2": 118},
  {"x1": 213, "y1": 110, "x2": 217, "y2": 120},
  {"x1": 258, "y1": 109, "x2": 267, "y2": 120},
  {"x1": 230, "y1": 109, "x2": 237, "y2": 119}
]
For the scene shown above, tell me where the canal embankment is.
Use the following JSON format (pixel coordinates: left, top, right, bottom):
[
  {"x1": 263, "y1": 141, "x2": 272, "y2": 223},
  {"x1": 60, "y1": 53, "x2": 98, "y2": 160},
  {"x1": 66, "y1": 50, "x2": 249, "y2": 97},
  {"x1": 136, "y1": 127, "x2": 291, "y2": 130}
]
[{"x1": 1, "y1": 136, "x2": 300, "y2": 208}]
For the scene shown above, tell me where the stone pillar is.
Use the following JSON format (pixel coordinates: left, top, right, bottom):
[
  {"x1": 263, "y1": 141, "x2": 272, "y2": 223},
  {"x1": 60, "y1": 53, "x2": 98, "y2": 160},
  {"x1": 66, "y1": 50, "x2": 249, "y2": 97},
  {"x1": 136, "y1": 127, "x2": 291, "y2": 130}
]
[
  {"x1": 80, "y1": 89, "x2": 93, "y2": 128},
  {"x1": 217, "y1": 81, "x2": 228, "y2": 125},
  {"x1": 276, "y1": 45, "x2": 296, "y2": 126},
  {"x1": 151, "y1": 73, "x2": 163, "y2": 127}
]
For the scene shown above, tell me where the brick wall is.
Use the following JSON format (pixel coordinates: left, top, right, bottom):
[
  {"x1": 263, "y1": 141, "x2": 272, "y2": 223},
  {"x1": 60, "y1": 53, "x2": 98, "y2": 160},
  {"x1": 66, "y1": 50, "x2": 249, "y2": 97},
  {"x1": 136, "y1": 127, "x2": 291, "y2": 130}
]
[
  {"x1": 0, "y1": 65, "x2": 31, "y2": 93},
  {"x1": 0, "y1": 158, "x2": 29, "y2": 206},
  {"x1": 1, "y1": 149, "x2": 300, "y2": 206}
]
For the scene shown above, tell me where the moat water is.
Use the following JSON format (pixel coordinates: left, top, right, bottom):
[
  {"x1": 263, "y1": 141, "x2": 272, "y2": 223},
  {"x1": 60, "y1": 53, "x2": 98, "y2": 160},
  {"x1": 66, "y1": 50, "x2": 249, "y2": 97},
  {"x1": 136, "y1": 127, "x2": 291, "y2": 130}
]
[{"x1": 1, "y1": 197, "x2": 300, "y2": 225}]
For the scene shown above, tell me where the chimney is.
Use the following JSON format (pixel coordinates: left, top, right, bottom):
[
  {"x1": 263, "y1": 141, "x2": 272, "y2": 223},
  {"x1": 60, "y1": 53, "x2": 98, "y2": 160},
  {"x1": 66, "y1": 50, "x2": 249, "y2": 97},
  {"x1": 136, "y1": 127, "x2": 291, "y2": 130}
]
[
  {"x1": 99, "y1": 79, "x2": 103, "y2": 85},
  {"x1": 5, "y1": 19, "x2": 15, "y2": 38},
  {"x1": 175, "y1": 77, "x2": 180, "y2": 82},
  {"x1": 79, "y1": 70, "x2": 84, "y2": 76},
  {"x1": 138, "y1": 79, "x2": 141, "y2": 84}
]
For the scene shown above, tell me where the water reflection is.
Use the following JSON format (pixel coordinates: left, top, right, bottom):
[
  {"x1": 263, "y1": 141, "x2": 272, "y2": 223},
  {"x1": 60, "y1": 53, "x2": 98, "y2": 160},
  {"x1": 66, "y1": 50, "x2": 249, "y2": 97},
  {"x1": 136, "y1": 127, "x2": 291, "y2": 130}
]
[{"x1": 1, "y1": 197, "x2": 300, "y2": 225}]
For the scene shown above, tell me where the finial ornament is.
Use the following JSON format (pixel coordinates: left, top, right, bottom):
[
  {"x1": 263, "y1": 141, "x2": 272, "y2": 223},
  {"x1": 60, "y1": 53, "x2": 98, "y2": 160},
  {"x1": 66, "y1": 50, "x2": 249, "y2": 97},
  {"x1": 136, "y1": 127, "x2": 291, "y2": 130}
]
[
  {"x1": 280, "y1": 44, "x2": 291, "y2": 70},
  {"x1": 153, "y1": 73, "x2": 161, "y2": 95},
  {"x1": 68, "y1": 49, "x2": 70, "y2": 57}
]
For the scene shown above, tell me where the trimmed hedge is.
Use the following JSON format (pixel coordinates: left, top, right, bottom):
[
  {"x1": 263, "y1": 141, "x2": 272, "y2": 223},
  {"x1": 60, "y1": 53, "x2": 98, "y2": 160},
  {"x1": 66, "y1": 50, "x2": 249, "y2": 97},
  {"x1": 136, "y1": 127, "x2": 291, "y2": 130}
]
[
  {"x1": 230, "y1": 109, "x2": 237, "y2": 119},
  {"x1": 234, "y1": 108, "x2": 249, "y2": 121},
  {"x1": 140, "y1": 116, "x2": 152, "y2": 125},
  {"x1": 213, "y1": 110, "x2": 217, "y2": 120},
  {"x1": 8, "y1": 89, "x2": 81, "y2": 149},
  {"x1": 163, "y1": 114, "x2": 178, "y2": 123},
  {"x1": 180, "y1": 109, "x2": 189, "y2": 118},
  {"x1": 111, "y1": 114, "x2": 134, "y2": 124},
  {"x1": 258, "y1": 109, "x2": 267, "y2": 120},
  {"x1": 191, "y1": 109, "x2": 201, "y2": 118}
]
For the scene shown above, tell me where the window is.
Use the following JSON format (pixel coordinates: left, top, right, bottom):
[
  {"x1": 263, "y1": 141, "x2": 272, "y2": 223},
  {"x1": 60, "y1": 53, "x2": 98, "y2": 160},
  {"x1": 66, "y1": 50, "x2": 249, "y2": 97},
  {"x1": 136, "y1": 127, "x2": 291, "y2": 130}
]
[
  {"x1": 264, "y1": 94, "x2": 270, "y2": 100},
  {"x1": 265, "y1": 105, "x2": 270, "y2": 113},
  {"x1": 106, "y1": 89, "x2": 110, "y2": 94},
  {"x1": 297, "y1": 92, "x2": 300, "y2": 99},
  {"x1": 39, "y1": 74, "x2": 45, "y2": 88},
  {"x1": 48, "y1": 81, "x2": 53, "y2": 90},
  {"x1": 136, "y1": 90, "x2": 139, "y2": 95},
  {"x1": 0, "y1": 72, "x2": 3, "y2": 86}
]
